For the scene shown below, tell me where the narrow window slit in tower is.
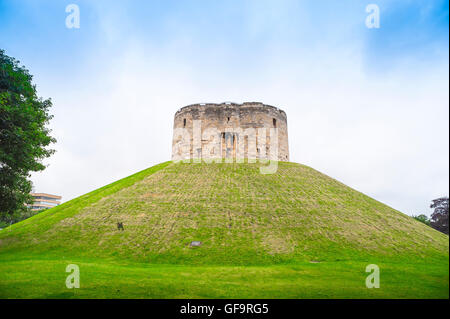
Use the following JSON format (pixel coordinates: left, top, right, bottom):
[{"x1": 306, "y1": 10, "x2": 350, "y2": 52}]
[
  {"x1": 273, "y1": 118, "x2": 277, "y2": 127},
  {"x1": 183, "y1": 119, "x2": 186, "y2": 127},
  {"x1": 232, "y1": 134, "x2": 236, "y2": 159},
  {"x1": 221, "y1": 133, "x2": 226, "y2": 158}
]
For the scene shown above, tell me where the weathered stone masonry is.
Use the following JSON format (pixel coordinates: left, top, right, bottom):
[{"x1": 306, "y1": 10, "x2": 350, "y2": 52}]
[{"x1": 171, "y1": 102, "x2": 289, "y2": 162}]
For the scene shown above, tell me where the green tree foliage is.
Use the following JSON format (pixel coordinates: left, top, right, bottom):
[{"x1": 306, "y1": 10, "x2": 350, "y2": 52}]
[
  {"x1": 0, "y1": 49, "x2": 55, "y2": 220},
  {"x1": 412, "y1": 214, "x2": 430, "y2": 226},
  {"x1": 430, "y1": 197, "x2": 449, "y2": 235},
  {"x1": 0, "y1": 208, "x2": 45, "y2": 229}
]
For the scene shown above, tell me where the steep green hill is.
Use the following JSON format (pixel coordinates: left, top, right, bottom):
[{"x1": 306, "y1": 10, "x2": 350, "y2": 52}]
[{"x1": 0, "y1": 161, "x2": 448, "y2": 298}]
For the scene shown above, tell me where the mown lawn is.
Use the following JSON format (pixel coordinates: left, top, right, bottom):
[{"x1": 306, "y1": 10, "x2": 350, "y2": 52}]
[{"x1": 0, "y1": 253, "x2": 448, "y2": 299}]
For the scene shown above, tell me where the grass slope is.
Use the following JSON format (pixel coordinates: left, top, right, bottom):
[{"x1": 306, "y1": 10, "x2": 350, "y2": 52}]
[{"x1": 0, "y1": 161, "x2": 448, "y2": 298}]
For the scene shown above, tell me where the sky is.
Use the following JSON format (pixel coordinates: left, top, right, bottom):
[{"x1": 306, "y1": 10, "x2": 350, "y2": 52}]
[{"x1": 0, "y1": 0, "x2": 448, "y2": 216}]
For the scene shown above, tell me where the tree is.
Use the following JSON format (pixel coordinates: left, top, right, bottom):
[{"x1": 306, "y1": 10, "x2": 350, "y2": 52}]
[
  {"x1": 0, "y1": 208, "x2": 43, "y2": 228},
  {"x1": 0, "y1": 49, "x2": 55, "y2": 220},
  {"x1": 430, "y1": 197, "x2": 449, "y2": 235},
  {"x1": 412, "y1": 214, "x2": 430, "y2": 226}
]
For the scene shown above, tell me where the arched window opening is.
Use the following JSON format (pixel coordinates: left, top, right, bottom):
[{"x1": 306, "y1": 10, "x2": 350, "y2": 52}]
[
  {"x1": 273, "y1": 118, "x2": 277, "y2": 127},
  {"x1": 183, "y1": 119, "x2": 186, "y2": 127}
]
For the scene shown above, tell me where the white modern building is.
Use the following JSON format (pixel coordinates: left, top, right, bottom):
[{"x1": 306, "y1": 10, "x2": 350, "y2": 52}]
[{"x1": 28, "y1": 193, "x2": 62, "y2": 211}]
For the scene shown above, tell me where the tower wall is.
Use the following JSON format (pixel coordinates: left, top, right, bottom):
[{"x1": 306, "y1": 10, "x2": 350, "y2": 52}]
[{"x1": 172, "y1": 102, "x2": 289, "y2": 162}]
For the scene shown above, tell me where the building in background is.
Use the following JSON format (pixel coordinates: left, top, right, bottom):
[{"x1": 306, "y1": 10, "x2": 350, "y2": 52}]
[{"x1": 28, "y1": 193, "x2": 62, "y2": 211}]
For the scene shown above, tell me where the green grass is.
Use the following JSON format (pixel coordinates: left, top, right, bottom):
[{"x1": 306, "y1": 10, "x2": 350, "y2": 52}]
[
  {"x1": 0, "y1": 161, "x2": 448, "y2": 298},
  {"x1": 0, "y1": 255, "x2": 447, "y2": 298}
]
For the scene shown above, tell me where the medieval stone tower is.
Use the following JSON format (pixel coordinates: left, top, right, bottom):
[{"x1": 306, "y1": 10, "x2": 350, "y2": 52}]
[{"x1": 171, "y1": 102, "x2": 289, "y2": 162}]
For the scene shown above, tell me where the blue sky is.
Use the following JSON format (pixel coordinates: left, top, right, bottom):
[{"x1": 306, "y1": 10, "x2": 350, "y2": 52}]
[{"x1": 0, "y1": 0, "x2": 448, "y2": 216}]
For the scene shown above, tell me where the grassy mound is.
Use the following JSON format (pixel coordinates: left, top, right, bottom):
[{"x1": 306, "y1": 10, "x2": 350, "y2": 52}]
[{"x1": 0, "y1": 161, "x2": 448, "y2": 298}]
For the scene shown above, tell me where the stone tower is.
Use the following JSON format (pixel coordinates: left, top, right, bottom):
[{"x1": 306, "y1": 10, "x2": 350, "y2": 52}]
[{"x1": 171, "y1": 102, "x2": 289, "y2": 162}]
